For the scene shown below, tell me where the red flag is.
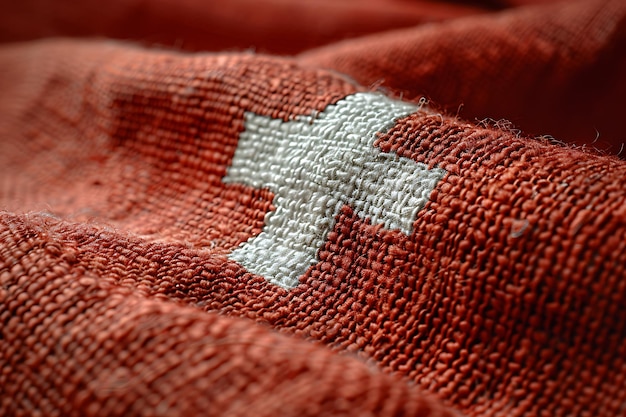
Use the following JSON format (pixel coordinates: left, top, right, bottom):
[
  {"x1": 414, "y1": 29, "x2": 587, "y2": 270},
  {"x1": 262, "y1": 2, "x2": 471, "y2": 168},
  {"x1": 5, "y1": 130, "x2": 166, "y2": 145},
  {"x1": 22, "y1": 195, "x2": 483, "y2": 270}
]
[{"x1": 1, "y1": 1, "x2": 625, "y2": 416}]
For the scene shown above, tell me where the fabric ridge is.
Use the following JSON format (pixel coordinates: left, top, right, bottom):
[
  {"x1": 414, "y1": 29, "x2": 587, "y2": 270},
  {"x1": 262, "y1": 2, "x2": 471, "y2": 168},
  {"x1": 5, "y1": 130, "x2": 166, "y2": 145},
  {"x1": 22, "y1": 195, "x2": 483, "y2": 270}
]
[{"x1": 1, "y1": 1, "x2": 626, "y2": 417}]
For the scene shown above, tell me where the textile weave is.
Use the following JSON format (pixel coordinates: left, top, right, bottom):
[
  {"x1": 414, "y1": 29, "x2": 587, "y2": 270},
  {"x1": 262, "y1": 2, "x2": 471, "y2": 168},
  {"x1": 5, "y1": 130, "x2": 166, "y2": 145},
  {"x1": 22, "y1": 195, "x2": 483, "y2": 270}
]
[{"x1": 1, "y1": 1, "x2": 626, "y2": 416}]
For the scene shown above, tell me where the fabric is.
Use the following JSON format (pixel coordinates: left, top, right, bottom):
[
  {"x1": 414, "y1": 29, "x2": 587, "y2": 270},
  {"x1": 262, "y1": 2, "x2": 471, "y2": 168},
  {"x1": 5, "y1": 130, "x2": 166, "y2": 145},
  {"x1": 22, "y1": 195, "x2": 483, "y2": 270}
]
[{"x1": 1, "y1": 1, "x2": 626, "y2": 416}]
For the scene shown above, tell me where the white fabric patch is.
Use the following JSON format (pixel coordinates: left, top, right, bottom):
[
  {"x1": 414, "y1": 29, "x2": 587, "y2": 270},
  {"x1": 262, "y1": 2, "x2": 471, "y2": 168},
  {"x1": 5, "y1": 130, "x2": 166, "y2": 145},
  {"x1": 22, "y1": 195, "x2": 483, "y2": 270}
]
[{"x1": 223, "y1": 92, "x2": 446, "y2": 289}]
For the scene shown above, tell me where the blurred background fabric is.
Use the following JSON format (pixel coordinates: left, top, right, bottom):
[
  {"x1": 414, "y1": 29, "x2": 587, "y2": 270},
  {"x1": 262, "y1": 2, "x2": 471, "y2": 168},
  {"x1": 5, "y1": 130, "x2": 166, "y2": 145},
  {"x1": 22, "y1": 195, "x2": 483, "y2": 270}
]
[{"x1": 2, "y1": 0, "x2": 624, "y2": 150}]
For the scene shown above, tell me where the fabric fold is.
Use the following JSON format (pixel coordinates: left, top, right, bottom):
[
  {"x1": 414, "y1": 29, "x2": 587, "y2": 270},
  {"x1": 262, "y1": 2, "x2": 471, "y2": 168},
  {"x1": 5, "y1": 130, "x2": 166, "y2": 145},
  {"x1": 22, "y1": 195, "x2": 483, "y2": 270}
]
[{"x1": 299, "y1": 0, "x2": 626, "y2": 150}]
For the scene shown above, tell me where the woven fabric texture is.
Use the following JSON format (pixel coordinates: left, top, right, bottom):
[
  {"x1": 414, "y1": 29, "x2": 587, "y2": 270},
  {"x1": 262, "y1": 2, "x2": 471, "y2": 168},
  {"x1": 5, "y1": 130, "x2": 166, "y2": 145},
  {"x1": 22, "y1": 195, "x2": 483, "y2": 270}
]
[{"x1": 1, "y1": 1, "x2": 626, "y2": 416}]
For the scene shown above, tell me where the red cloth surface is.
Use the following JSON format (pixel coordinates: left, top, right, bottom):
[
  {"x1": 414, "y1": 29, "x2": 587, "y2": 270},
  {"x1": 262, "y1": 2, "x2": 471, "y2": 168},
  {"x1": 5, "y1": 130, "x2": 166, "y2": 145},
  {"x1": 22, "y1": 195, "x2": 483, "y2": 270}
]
[{"x1": 1, "y1": 1, "x2": 626, "y2": 416}]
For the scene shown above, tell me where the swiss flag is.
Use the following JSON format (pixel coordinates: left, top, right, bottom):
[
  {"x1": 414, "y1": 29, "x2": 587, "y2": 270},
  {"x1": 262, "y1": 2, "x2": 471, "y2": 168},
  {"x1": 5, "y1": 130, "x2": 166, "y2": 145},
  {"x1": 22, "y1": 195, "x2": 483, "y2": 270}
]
[{"x1": 1, "y1": 1, "x2": 626, "y2": 416}]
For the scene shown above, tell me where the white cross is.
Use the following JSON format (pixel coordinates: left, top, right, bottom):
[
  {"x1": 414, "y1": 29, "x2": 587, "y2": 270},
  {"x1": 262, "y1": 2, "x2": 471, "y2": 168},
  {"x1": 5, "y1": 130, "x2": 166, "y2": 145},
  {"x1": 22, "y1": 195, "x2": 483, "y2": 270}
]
[{"x1": 223, "y1": 92, "x2": 446, "y2": 289}]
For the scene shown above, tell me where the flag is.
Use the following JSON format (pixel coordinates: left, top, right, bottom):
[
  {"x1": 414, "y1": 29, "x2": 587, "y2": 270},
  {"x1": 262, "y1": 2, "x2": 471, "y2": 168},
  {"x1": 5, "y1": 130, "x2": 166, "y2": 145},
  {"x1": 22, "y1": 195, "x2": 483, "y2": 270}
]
[{"x1": 1, "y1": 0, "x2": 625, "y2": 416}]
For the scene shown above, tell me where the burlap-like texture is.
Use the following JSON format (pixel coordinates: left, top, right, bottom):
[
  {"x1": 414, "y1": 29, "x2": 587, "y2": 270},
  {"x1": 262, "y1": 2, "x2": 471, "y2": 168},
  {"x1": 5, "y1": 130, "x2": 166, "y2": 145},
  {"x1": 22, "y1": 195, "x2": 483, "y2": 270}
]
[
  {"x1": 2, "y1": 1, "x2": 626, "y2": 416},
  {"x1": 2, "y1": 38, "x2": 626, "y2": 416}
]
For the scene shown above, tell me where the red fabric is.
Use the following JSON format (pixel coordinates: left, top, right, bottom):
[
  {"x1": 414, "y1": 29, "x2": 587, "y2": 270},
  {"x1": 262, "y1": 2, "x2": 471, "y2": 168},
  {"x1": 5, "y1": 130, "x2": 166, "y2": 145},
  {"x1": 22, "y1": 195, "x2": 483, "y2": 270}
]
[
  {"x1": 1, "y1": 1, "x2": 626, "y2": 416},
  {"x1": 300, "y1": 0, "x2": 626, "y2": 150},
  {"x1": 0, "y1": 0, "x2": 484, "y2": 54}
]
